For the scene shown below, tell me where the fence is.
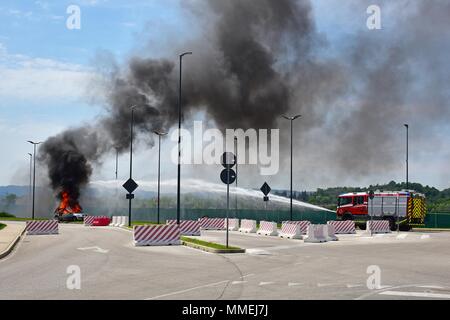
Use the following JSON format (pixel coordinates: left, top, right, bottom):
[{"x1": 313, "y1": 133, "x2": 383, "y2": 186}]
[{"x1": 424, "y1": 212, "x2": 450, "y2": 228}]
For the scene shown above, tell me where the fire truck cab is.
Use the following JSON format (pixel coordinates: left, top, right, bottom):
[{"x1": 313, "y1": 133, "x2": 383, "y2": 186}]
[{"x1": 337, "y1": 190, "x2": 427, "y2": 231}]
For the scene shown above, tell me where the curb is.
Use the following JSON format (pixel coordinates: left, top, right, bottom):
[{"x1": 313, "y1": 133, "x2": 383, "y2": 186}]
[
  {"x1": 182, "y1": 240, "x2": 245, "y2": 254},
  {"x1": 412, "y1": 228, "x2": 450, "y2": 232},
  {"x1": 0, "y1": 224, "x2": 26, "y2": 260}
]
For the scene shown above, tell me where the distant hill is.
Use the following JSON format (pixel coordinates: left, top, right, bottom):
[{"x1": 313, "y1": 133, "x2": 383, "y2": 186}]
[{"x1": 0, "y1": 185, "x2": 29, "y2": 197}]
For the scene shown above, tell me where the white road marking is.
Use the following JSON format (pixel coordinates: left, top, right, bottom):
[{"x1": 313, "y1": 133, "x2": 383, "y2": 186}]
[
  {"x1": 259, "y1": 282, "x2": 274, "y2": 286},
  {"x1": 246, "y1": 249, "x2": 271, "y2": 255},
  {"x1": 396, "y1": 234, "x2": 408, "y2": 239},
  {"x1": 417, "y1": 285, "x2": 445, "y2": 289},
  {"x1": 145, "y1": 280, "x2": 229, "y2": 300},
  {"x1": 420, "y1": 234, "x2": 430, "y2": 240},
  {"x1": 288, "y1": 283, "x2": 302, "y2": 287},
  {"x1": 347, "y1": 284, "x2": 363, "y2": 288},
  {"x1": 232, "y1": 281, "x2": 247, "y2": 285},
  {"x1": 379, "y1": 290, "x2": 450, "y2": 299},
  {"x1": 318, "y1": 283, "x2": 338, "y2": 287},
  {"x1": 77, "y1": 246, "x2": 109, "y2": 254},
  {"x1": 242, "y1": 274, "x2": 255, "y2": 278}
]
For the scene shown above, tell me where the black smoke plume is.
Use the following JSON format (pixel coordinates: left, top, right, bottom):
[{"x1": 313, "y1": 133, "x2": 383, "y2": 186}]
[{"x1": 38, "y1": 0, "x2": 450, "y2": 201}]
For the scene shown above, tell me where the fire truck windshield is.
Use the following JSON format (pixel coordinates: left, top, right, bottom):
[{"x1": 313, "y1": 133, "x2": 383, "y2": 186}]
[{"x1": 338, "y1": 197, "x2": 352, "y2": 207}]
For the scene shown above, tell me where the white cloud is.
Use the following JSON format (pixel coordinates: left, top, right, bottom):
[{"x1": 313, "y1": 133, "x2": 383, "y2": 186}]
[{"x1": 0, "y1": 43, "x2": 98, "y2": 101}]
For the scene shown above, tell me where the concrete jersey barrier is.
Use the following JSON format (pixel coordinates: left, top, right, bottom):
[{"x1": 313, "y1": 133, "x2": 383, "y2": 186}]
[
  {"x1": 199, "y1": 218, "x2": 225, "y2": 230},
  {"x1": 134, "y1": 224, "x2": 181, "y2": 246},
  {"x1": 239, "y1": 219, "x2": 257, "y2": 233},
  {"x1": 26, "y1": 220, "x2": 59, "y2": 235},
  {"x1": 304, "y1": 224, "x2": 328, "y2": 243},
  {"x1": 257, "y1": 221, "x2": 278, "y2": 236},
  {"x1": 228, "y1": 218, "x2": 240, "y2": 231},
  {"x1": 327, "y1": 220, "x2": 356, "y2": 234},
  {"x1": 282, "y1": 221, "x2": 310, "y2": 235},
  {"x1": 367, "y1": 220, "x2": 391, "y2": 234},
  {"x1": 279, "y1": 222, "x2": 303, "y2": 239},
  {"x1": 167, "y1": 220, "x2": 201, "y2": 236},
  {"x1": 324, "y1": 224, "x2": 338, "y2": 241}
]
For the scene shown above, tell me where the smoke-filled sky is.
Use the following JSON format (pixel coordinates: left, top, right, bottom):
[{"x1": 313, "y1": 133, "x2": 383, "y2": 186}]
[{"x1": 0, "y1": 0, "x2": 449, "y2": 194}]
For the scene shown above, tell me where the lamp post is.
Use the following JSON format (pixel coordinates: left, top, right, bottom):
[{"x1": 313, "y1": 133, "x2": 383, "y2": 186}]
[
  {"x1": 282, "y1": 115, "x2": 301, "y2": 221},
  {"x1": 153, "y1": 130, "x2": 167, "y2": 224},
  {"x1": 115, "y1": 147, "x2": 119, "y2": 181},
  {"x1": 234, "y1": 137, "x2": 238, "y2": 218},
  {"x1": 28, "y1": 153, "x2": 32, "y2": 211},
  {"x1": 128, "y1": 105, "x2": 153, "y2": 227},
  {"x1": 177, "y1": 51, "x2": 192, "y2": 225},
  {"x1": 27, "y1": 141, "x2": 42, "y2": 220},
  {"x1": 404, "y1": 124, "x2": 409, "y2": 190}
]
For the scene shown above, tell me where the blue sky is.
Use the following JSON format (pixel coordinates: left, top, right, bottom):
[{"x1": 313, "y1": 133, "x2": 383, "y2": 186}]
[{"x1": 0, "y1": 0, "x2": 449, "y2": 190}]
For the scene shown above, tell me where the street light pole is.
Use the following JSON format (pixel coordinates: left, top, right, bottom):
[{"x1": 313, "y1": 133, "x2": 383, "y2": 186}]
[
  {"x1": 128, "y1": 105, "x2": 137, "y2": 227},
  {"x1": 282, "y1": 115, "x2": 301, "y2": 221},
  {"x1": 234, "y1": 137, "x2": 238, "y2": 218},
  {"x1": 177, "y1": 51, "x2": 192, "y2": 225},
  {"x1": 27, "y1": 141, "x2": 42, "y2": 220},
  {"x1": 404, "y1": 124, "x2": 409, "y2": 190},
  {"x1": 28, "y1": 153, "x2": 32, "y2": 213},
  {"x1": 153, "y1": 131, "x2": 167, "y2": 224},
  {"x1": 115, "y1": 147, "x2": 119, "y2": 181}
]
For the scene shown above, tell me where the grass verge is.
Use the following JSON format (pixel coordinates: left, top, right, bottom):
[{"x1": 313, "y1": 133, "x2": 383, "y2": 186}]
[
  {"x1": 0, "y1": 223, "x2": 6, "y2": 231},
  {"x1": 181, "y1": 236, "x2": 241, "y2": 250}
]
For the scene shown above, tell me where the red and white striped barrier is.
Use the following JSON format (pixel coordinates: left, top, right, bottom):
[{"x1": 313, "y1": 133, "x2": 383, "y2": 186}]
[
  {"x1": 84, "y1": 216, "x2": 109, "y2": 226},
  {"x1": 282, "y1": 221, "x2": 310, "y2": 235},
  {"x1": 199, "y1": 218, "x2": 225, "y2": 230},
  {"x1": 239, "y1": 219, "x2": 257, "y2": 233},
  {"x1": 327, "y1": 220, "x2": 356, "y2": 234},
  {"x1": 324, "y1": 224, "x2": 338, "y2": 241},
  {"x1": 134, "y1": 224, "x2": 181, "y2": 246},
  {"x1": 166, "y1": 220, "x2": 201, "y2": 236},
  {"x1": 228, "y1": 218, "x2": 240, "y2": 231},
  {"x1": 26, "y1": 220, "x2": 58, "y2": 235},
  {"x1": 257, "y1": 221, "x2": 278, "y2": 236},
  {"x1": 367, "y1": 220, "x2": 391, "y2": 234},
  {"x1": 279, "y1": 222, "x2": 302, "y2": 239},
  {"x1": 92, "y1": 217, "x2": 111, "y2": 227},
  {"x1": 304, "y1": 225, "x2": 328, "y2": 243}
]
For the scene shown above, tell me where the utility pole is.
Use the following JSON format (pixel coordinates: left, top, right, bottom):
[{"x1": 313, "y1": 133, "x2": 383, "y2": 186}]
[
  {"x1": 177, "y1": 52, "x2": 192, "y2": 225},
  {"x1": 27, "y1": 141, "x2": 42, "y2": 220},
  {"x1": 282, "y1": 115, "x2": 301, "y2": 221}
]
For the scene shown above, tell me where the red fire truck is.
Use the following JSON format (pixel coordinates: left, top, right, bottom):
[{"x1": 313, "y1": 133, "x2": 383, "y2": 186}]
[{"x1": 336, "y1": 190, "x2": 427, "y2": 231}]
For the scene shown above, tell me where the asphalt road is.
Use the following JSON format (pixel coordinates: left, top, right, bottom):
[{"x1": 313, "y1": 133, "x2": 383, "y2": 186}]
[{"x1": 1, "y1": 222, "x2": 450, "y2": 300}]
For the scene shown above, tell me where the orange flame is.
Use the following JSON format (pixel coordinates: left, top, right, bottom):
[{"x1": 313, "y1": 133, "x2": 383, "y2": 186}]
[{"x1": 55, "y1": 191, "x2": 82, "y2": 215}]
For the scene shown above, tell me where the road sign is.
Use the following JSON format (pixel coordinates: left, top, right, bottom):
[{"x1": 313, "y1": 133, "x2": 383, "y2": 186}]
[
  {"x1": 369, "y1": 190, "x2": 375, "y2": 200},
  {"x1": 221, "y1": 169, "x2": 236, "y2": 185},
  {"x1": 263, "y1": 196, "x2": 269, "y2": 202},
  {"x1": 260, "y1": 182, "x2": 271, "y2": 196},
  {"x1": 126, "y1": 193, "x2": 135, "y2": 200},
  {"x1": 123, "y1": 178, "x2": 138, "y2": 194},
  {"x1": 221, "y1": 152, "x2": 236, "y2": 169}
]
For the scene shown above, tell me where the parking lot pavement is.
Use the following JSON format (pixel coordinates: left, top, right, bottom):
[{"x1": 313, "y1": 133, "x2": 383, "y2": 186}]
[{"x1": 1, "y1": 224, "x2": 449, "y2": 300}]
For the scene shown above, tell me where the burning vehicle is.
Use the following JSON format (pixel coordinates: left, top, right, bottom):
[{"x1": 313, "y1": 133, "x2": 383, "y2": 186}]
[{"x1": 54, "y1": 191, "x2": 86, "y2": 222}]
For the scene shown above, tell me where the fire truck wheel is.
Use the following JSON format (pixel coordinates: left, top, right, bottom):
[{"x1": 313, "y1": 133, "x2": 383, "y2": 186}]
[
  {"x1": 342, "y1": 213, "x2": 353, "y2": 221},
  {"x1": 399, "y1": 224, "x2": 412, "y2": 231},
  {"x1": 386, "y1": 217, "x2": 396, "y2": 231}
]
